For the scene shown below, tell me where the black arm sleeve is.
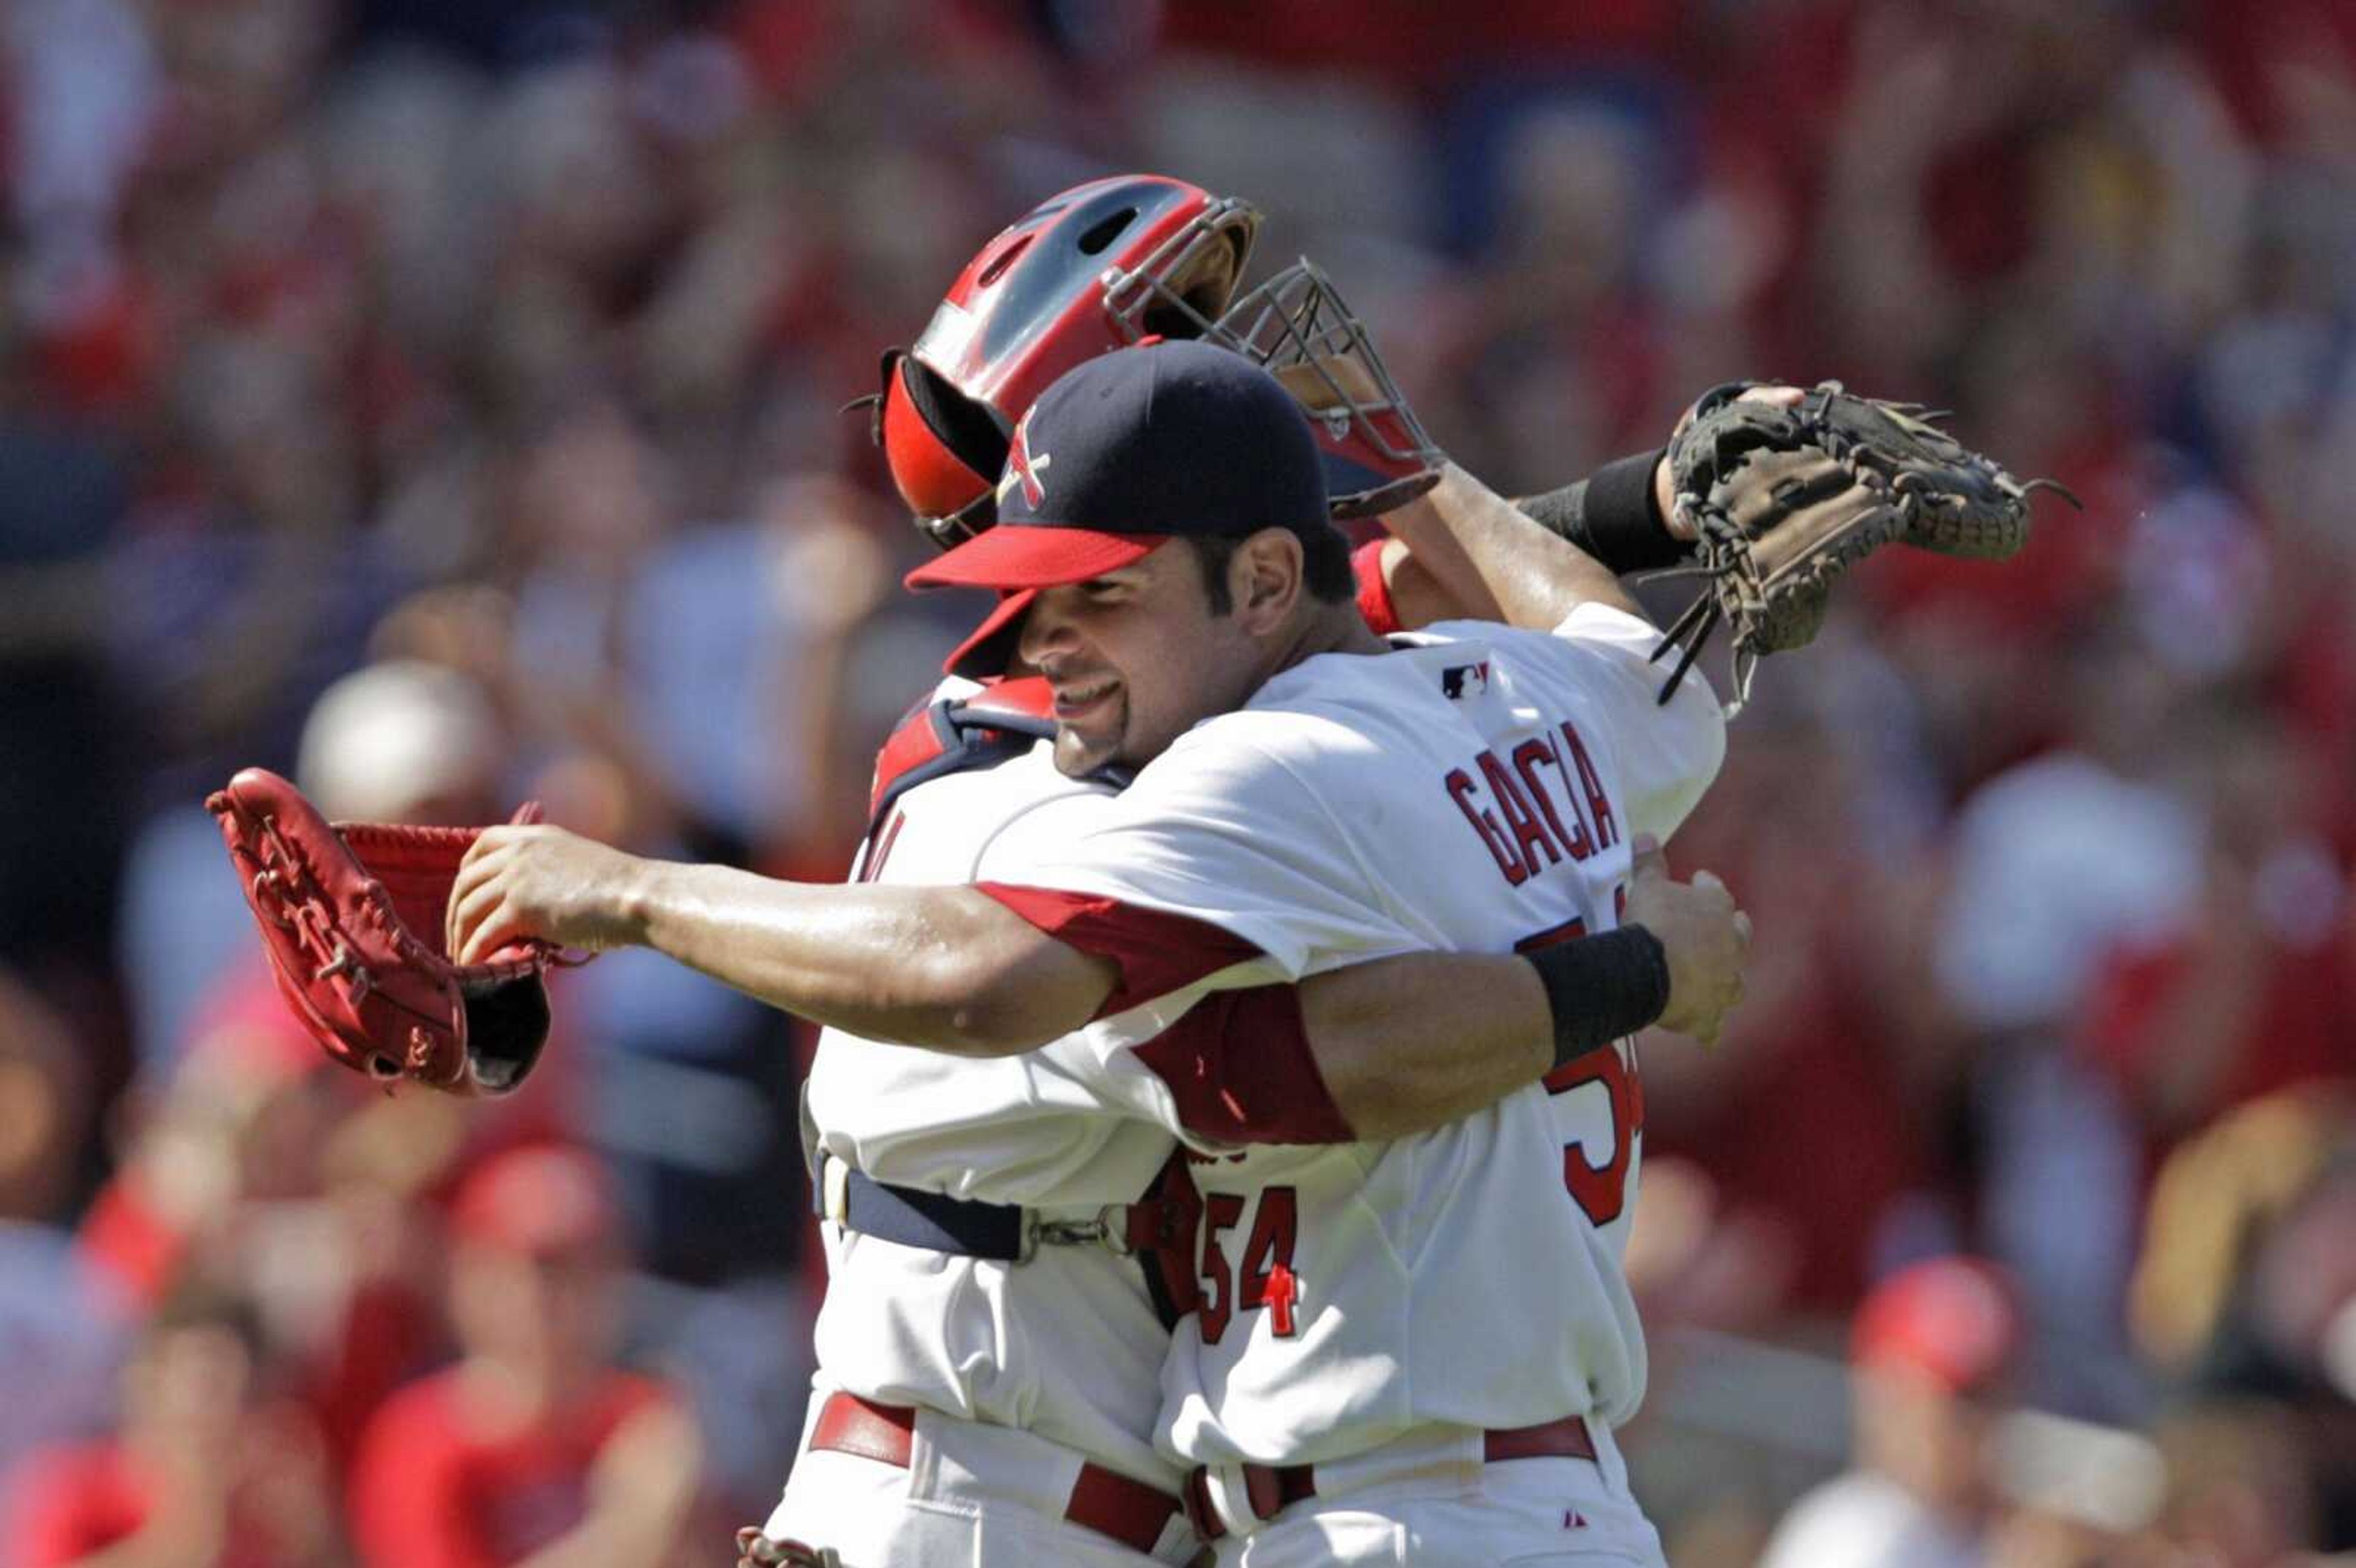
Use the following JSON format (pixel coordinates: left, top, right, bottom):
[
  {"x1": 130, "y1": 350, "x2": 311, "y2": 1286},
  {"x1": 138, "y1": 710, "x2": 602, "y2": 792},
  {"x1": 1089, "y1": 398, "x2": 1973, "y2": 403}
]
[{"x1": 1517, "y1": 448, "x2": 1688, "y2": 575}]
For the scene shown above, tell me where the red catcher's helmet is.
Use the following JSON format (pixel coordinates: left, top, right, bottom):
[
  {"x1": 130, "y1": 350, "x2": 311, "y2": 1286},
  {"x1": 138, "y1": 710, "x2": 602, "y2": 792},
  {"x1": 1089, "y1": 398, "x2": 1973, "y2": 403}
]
[{"x1": 872, "y1": 175, "x2": 1262, "y2": 548}]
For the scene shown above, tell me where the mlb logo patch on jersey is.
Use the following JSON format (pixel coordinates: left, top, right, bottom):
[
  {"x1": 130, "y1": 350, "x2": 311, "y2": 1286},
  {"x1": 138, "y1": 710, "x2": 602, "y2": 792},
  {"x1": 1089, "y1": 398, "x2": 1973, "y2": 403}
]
[{"x1": 1441, "y1": 661, "x2": 1492, "y2": 700}]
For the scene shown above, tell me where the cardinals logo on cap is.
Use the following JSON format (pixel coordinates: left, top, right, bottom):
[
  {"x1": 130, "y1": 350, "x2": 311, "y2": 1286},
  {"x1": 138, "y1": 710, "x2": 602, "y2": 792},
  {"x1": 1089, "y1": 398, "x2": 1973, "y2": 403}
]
[{"x1": 997, "y1": 411, "x2": 1053, "y2": 509}]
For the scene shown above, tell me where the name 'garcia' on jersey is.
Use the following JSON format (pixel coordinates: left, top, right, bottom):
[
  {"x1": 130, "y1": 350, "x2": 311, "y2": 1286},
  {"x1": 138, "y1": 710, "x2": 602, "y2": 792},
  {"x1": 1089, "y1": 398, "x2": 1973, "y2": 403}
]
[{"x1": 1443, "y1": 720, "x2": 1621, "y2": 887}]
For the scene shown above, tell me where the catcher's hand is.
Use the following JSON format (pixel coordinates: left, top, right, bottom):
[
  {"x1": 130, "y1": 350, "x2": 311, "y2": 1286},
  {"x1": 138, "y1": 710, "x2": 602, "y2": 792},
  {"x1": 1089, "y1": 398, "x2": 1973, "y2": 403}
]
[
  {"x1": 208, "y1": 767, "x2": 576, "y2": 1095},
  {"x1": 445, "y1": 821, "x2": 652, "y2": 966},
  {"x1": 1650, "y1": 380, "x2": 2075, "y2": 709}
]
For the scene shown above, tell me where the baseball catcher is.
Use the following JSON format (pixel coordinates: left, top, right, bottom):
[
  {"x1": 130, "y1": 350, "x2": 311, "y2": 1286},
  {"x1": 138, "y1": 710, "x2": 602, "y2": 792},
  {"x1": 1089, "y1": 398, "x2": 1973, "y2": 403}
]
[{"x1": 207, "y1": 766, "x2": 572, "y2": 1095}]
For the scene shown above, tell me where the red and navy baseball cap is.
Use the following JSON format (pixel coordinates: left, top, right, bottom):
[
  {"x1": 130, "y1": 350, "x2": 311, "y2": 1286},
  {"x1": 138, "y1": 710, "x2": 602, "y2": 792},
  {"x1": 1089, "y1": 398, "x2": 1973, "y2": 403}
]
[{"x1": 905, "y1": 338, "x2": 1330, "y2": 677}]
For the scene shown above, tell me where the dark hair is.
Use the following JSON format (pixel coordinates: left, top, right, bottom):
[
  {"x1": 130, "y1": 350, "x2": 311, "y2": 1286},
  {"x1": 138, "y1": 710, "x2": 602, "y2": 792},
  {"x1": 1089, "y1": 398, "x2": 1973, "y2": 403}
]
[{"x1": 1187, "y1": 523, "x2": 1353, "y2": 615}]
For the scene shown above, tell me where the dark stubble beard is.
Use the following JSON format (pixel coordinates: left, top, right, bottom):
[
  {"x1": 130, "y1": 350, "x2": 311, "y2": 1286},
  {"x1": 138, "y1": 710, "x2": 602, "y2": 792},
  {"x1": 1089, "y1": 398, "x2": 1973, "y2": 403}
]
[{"x1": 1050, "y1": 699, "x2": 1124, "y2": 777}]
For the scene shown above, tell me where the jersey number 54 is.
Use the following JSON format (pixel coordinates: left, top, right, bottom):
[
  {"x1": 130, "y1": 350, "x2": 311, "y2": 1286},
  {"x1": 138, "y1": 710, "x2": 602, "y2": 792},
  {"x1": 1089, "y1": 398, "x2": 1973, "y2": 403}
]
[
  {"x1": 1198, "y1": 1186, "x2": 1299, "y2": 1346},
  {"x1": 1521, "y1": 910, "x2": 1642, "y2": 1228}
]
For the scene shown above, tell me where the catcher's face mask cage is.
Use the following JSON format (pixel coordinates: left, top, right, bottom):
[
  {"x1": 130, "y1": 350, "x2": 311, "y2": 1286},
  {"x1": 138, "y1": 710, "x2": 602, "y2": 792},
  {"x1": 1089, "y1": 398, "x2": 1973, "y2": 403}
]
[
  {"x1": 865, "y1": 177, "x2": 1263, "y2": 551},
  {"x1": 1092, "y1": 193, "x2": 1261, "y2": 347},
  {"x1": 1205, "y1": 260, "x2": 1443, "y2": 519}
]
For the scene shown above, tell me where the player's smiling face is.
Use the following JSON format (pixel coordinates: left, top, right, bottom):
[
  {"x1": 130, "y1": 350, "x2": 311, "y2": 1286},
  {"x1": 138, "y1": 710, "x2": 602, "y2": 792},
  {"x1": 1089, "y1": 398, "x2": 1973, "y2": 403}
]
[{"x1": 1017, "y1": 540, "x2": 1269, "y2": 776}]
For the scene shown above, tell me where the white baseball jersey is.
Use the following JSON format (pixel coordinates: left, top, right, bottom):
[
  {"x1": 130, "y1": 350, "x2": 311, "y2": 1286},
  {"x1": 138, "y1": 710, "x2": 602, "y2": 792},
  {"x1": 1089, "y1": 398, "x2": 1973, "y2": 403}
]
[
  {"x1": 980, "y1": 603, "x2": 1724, "y2": 1468},
  {"x1": 805, "y1": 678, "x2": 1195, "y2": 1493}
]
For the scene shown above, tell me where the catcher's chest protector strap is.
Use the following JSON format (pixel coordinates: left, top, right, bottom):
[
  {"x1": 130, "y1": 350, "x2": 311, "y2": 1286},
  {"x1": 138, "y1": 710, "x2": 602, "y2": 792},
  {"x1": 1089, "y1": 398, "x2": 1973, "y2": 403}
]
[
  {"x1": 863, "y1": 674, "x2": 1134, "y2": 845},
  {"x1": 864, "y1": 676, "x2": 1060, "y2": 832}
]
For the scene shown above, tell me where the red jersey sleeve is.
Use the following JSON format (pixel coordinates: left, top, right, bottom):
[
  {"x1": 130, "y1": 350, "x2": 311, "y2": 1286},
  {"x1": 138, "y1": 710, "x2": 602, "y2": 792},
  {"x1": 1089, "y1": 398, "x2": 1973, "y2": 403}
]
[
  {"x1": 1133, "y1": 983, "x2": 1355, "y2": 1144},
  {"x1": 973, "y1": 883, "x2": 1265, "y2": 1017}
]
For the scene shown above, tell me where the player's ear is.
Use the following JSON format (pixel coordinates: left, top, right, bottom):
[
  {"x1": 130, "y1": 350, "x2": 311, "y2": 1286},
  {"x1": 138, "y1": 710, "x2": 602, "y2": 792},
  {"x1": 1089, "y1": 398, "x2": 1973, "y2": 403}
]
[{"x1": 1234, "y1": 528, "x2": 1305, "y2": 631}]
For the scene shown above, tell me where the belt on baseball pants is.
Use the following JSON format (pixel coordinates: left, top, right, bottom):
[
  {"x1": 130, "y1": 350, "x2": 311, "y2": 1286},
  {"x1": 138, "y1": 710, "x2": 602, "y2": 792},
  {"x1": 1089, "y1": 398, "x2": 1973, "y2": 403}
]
[
  {"x1": 1181, "y1": 1414, "x2": 1601, "y2": 1542},
  {"x1": 810, "y1": 1391, "x2": 1186, "y2": 1554},
  {"x1": 814, "y1": 1152, "x2": 1187, "y2": 1262}
]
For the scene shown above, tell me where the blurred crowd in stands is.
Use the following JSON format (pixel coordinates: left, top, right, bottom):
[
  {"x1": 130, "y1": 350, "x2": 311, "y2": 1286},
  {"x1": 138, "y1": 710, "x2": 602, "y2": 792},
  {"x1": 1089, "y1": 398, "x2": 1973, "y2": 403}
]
[{"x1": 1, "y1": 0, "x2": 2352, "y2": 1563}]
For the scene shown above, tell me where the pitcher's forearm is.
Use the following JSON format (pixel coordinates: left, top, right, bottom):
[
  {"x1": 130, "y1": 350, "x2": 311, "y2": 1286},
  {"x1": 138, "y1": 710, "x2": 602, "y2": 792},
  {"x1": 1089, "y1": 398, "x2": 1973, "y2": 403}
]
[
  {"x1": 1385, "y1": 463, "x2": 1645, "y2": 629},
  {"x1": 633, "y1": 863, "x2": 1115, "y2": 1054},
  {"x1": 1300, "y1": 952, "x2": 1553, "y2": 1139}
]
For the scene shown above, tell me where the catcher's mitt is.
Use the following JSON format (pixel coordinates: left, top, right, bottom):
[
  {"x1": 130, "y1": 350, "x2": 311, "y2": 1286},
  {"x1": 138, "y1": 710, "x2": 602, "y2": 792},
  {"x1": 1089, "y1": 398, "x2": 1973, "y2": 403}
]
[
  {"x1": 207, "y1": 767, "x2": 572, "y2": 1095},
  {"x1": 1650, "y1": 381, "x2": 2074, "y2": 710}
]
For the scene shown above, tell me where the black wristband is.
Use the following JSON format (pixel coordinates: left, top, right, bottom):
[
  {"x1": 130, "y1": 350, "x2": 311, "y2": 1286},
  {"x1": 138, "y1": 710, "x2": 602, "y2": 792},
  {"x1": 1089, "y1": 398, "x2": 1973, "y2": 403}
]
[
  {"x1": 1519, "y1": 448, "x2": 1687, "y2": 574},
  {"x1": 1522, "y1": 924, "x2": 1671, "y2": 1072}
]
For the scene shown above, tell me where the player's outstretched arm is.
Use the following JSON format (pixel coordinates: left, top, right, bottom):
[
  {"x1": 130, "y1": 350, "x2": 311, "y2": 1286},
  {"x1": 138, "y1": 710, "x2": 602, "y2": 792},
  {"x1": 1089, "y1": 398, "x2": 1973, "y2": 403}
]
[
  {"x1": 447, "y1": 824, "x2": 1744, "y2": 1105},
  {"x1": 1379, "y1": 460, "x2": 1646, "y2": 631},
  {"x1": 1375, "y1": 389, "x2": 1806, "y2": 634},
  {"x1": 447, "y1": 824, "x2": 1119, "y2": 1054}
]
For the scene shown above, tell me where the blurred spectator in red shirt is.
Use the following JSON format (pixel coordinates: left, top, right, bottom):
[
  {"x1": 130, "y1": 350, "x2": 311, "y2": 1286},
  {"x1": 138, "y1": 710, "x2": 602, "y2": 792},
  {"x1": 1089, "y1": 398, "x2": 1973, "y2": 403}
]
[
  {"x1": 1641, "y1": 683, "x2": 1943, "y2": 1311},
  {"x1": 2078, "y1": 714, "x2": 2355, "y2": 1147},
  {"x1": 4, "y1": 1283, "x2": 342, "y2": 1568},
  {"x1": 346, "y1": 1144, "x2": 699, "y2": 1568},
  {"x1": 1760, "y1": 1256, "x2": 2025, "y2": 1568}
]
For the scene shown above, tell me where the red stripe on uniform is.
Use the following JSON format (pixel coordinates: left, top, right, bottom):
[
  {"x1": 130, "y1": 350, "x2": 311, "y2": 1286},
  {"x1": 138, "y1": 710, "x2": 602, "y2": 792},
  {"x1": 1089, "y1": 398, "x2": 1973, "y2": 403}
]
[{"x1": 971, "y1": 883, "x2": 1265, "y2": 1018}]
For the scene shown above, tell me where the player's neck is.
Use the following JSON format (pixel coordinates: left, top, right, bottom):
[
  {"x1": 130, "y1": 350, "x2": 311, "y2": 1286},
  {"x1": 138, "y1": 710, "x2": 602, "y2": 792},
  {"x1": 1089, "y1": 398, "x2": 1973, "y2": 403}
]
[{"x1": 1260, "y1": 599, "x2": 1390, "y2": 682}]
